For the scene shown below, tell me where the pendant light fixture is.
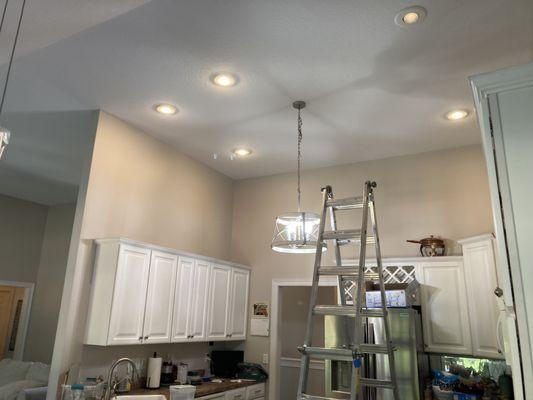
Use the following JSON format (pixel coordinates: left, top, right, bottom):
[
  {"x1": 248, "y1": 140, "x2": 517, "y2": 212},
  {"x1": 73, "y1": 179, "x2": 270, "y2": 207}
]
[
  {"x1": 0, "y1": 0, "x2": 27, "y2": 160},
  {"x1": 271, "y1": 101, "x2": 326, "y2": 254}
]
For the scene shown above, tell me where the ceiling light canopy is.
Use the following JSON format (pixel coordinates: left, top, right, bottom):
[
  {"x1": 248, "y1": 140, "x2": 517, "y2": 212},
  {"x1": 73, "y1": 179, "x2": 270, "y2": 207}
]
[
  {"x1": 155, "y1": 103, "x2": 178, "y2": 115},
  {"x1": 445, "y1": 109, "x2": 469, "y2": 121},
  {"x1": 211, "y1": 72, "x2": 238, "y2": 87},
  {"x1": 271, "y1": 101, "x2": 326, "y2": 254},
  {"x1": 232, "y1": 148, "x2": 252, "y2": 157},
  {"x1": 395, "y1": 6, "x2": 426, "y2": 26}
]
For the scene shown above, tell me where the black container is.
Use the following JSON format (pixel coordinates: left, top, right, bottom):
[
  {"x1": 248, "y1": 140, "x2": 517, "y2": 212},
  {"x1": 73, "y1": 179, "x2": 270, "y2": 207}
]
[{"x1": 211, "y1": 351, "x2": 244, "y2": 378}]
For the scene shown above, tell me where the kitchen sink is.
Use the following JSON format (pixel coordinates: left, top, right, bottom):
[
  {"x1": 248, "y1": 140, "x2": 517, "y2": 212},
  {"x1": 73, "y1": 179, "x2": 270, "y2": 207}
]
[{"x1": 113, "y1": 395, "x2": 166, "y2": 400}]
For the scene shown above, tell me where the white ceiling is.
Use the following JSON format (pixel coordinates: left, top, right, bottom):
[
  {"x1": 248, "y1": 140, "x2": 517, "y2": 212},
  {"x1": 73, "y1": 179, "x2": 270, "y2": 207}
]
[{"x1": 3, "y1": 0, "x2": 533, "y2": 179}]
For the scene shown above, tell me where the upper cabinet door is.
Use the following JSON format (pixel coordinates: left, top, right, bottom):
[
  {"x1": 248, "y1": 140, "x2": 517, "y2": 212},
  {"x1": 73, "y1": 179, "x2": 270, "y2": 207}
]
[
  {"x1": 418, "y1": 261, "x2": 472, "y2": 355},
  {"x1": 207, "y1": 264, "x2": 232, "y2": 339},
  {"x1": 228, "y1": 268, "x2": 250, "y2": 340},
  {"x1": 171, "y1": 257, "x2": 195, "y2": 342},
  {"x1": 107, "y1": 245, "x2": 151, "y2": 345},
  {"x1": 461, "y1": 237, "x2": 503, "y2": 359},
  {"x1": 143, "y1": 251, "x2": 178, "y2": 344},
  {"x1": 188, "y1": 260, "x2": 211, "y2": 341}
]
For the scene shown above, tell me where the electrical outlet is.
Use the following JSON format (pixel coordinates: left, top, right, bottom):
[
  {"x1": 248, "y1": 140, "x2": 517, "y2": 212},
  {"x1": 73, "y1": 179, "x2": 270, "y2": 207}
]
[{"x1": 262, "y1": 353, "x2": 269, "y2": 364}]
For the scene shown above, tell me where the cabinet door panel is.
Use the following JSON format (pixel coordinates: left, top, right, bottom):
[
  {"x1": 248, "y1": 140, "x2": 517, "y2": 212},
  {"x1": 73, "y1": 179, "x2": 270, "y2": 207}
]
[
  {"x1": 143, "y1": 251, "x2": 178, "y2": 343},
  {"x1": 108, "y1": 245, "x2": 151, "y2": 345},
  {"x1": 207, "y1": 265, "x2": 231, "y2": 339},
  {"x1": 419, "y1": 262, "x2": 472, "y2": 354},
  {"x1": 463, "y1": 239, "x2": 502, "y2": 358},
  {"x1": 172, "y1": 257, "x2": 195, "y2": 342},
  {"x1": 189, "y1": 260, "x2": 211, "y2": 341},
  {"x1": 228, "y1": 269, "x2": 249, "y2": 340}
]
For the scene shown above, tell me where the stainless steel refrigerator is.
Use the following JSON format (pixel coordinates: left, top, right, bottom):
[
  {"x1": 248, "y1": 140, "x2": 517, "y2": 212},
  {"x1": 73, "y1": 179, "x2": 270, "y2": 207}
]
[{"x1": 325, "y1": 308, "x2": 428, "y2": 400}]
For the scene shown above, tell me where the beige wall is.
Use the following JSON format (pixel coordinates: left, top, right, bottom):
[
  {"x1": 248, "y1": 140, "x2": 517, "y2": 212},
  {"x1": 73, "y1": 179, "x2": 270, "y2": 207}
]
[
  {"x1": 229, "y1": 145, "x2": 494, "y2": 366},
  {"x1": 50, "y1": 112, "x2": 236, "y2": 388},
  {"x1": 25, "y1": 203, "x2": 76, "y2": 363},
  {"x1": 0, "y1": 194, "x2": 48, "y2": 283},
  {"x1": 81, "y1": 112, "x2": 234, "y2": 259}
]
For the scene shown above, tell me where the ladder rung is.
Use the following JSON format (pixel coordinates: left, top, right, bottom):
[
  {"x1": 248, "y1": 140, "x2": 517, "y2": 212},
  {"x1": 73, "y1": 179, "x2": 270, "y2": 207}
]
[
  {"x1": 327, "y1": 196, "x2": 365, "y2": 210},
  {"x1": 298, "y1": 346, "x2": 353, "y2": 361},
  {"x1": 322, "y1": 229, "x2": 375, "y2": 244},
  {"x1": 313, "y1": 305, "x2": 385, "y2": 318},
  {"x1": 359, "y1": 343, "x2": 390, "y2": 354},
  {"x1": 360, "y1": 378, "x2": 395, "y2": 389},
  {"x1": 318, "y1": 267, "x2": 379, "y2": 280}
]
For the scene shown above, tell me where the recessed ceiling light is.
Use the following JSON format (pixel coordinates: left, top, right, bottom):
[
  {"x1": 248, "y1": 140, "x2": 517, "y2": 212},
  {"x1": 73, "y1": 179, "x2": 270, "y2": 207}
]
[
  {"x1": 395, "y1": 6, "x2": 426, "y2": 26},
  {"x1": 445, "y1": 109, "x2": 469, "y2": 121},
  {"x1": 155, "y1": 103, "x2": 178, "y2": 115},
  {"x1": 232, "y1": 148, "x2": 252, "y2": 157},
  {"x1": 211, "y1": 73, "x2": 238, "y2": 87}
]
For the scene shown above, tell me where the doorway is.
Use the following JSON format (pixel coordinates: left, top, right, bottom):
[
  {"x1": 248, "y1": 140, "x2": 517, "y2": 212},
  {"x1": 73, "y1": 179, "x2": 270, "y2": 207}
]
[{"x1": 0, "y1": 281, "x2": 34, "y2": 360}]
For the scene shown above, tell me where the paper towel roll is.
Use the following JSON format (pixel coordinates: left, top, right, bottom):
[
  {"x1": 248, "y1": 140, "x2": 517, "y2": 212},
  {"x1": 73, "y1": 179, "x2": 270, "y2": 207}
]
[{"x1": 146, "y1": 356, "x2": 162, "y2": 388}]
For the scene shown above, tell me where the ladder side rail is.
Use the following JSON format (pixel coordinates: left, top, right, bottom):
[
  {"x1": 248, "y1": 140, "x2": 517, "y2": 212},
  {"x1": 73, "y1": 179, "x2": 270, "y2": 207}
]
[
  {"x1": 327, "y1": 190, "x2": 353, "y2": 352},
  {"x1": 368, "y1": 188, "x2": 400, "y2": 400},
  {"x1": 297, "y1": 186, "x2": 331, "y2": 398},
  {"x1": 351, "y1": 181, "x2": 372, "y2": 400}
]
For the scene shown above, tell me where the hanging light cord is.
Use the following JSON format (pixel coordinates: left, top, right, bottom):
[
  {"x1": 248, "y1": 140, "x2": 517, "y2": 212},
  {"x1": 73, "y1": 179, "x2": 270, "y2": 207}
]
[
  {"x1": 297, "y1": 106, "x2": 303, "y2": 212},
  {"x1": 0, "y1": 0, "x2": 27, "y2": 116}
]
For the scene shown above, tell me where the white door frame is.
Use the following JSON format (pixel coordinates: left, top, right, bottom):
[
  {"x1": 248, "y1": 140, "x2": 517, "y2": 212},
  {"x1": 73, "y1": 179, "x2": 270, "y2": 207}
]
[
  {"x1": 269, "y1": 278, "x2": 338, "y2": 400},
  {"x1": 0, "y1": 280, "x2": 35, "y2": 360}
]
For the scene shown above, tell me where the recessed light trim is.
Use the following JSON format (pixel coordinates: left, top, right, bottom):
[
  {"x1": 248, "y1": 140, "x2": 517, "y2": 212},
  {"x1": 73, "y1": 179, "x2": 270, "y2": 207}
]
[
  {"x1": 445, "y1": 109, "x2": 469, "y2": 121},
  {"x1": 155, "y1": 103, "x2": 178, "y2": 115},
  {"x1": 211, "y1": 72, "x2": 238, "y2": 87},
  {"x1": 232, "y1": 148, "x2": 252, "y2": 157},
  {"x1": 395, "y1": 6, "x2": 427, "y2": 26}
]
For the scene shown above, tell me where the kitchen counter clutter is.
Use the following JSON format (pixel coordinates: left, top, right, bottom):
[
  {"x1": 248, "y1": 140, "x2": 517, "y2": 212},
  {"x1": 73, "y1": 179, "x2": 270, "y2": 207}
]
[{"x1": 129, "y1": 380, "x2": 266, "y2": 399}]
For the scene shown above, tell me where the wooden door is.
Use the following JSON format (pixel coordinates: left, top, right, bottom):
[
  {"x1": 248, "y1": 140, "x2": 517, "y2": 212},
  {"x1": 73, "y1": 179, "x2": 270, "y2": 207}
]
[{"x1": 0, "y1": 286, "x2": 15, "y2": 359}]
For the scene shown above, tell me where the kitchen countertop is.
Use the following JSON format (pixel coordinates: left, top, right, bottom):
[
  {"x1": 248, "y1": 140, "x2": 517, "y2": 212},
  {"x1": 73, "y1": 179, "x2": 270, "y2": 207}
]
[{"x1": 129, "y1": 379, "x2": 266, "y2": 398}]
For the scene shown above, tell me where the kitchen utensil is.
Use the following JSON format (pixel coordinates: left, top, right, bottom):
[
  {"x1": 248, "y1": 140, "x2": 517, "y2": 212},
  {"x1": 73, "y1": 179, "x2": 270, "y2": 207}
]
[{"x1": 407, "y1": 235, "x2": 445, "y2": 256}]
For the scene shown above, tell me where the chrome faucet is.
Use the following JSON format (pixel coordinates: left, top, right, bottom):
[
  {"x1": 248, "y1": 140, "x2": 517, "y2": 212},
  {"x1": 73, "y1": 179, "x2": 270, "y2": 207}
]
[{"x1": 104, "y1": 358, "x2": 138, "y2": 400}]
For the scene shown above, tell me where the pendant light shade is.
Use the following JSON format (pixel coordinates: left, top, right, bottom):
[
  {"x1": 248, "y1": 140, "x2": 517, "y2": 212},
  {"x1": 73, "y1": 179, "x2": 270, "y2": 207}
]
[
  {"x1": 271, "y1": 101, "x2": 326, "y2": 254},
  {"x1": 271, "y1": 211, "x2": 324, "y2": 253}
]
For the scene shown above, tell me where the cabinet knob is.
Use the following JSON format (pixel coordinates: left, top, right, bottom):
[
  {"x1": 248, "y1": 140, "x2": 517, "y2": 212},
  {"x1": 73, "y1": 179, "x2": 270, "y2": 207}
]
[
  {"x1": 138, "y1": 336, "x2": 143, "y2": 341},
  {"x1": 494, "y1": 287, "x2": 504, "y2": 298},
  {"x1": 144, "y1": 336, "x2": 148, "y2": 340}
]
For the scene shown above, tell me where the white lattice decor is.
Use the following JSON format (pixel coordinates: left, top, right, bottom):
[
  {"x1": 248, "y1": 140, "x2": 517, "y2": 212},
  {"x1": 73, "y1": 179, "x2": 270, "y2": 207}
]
[{"x1": 342, "y1": 264, "x2": 416, "y2": 304}]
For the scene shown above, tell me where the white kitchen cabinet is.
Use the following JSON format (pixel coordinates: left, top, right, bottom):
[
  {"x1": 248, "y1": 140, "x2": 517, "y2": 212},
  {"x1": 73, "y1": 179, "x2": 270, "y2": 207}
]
[
  {"x1": 207, "y1": 264, "x2": 232, "y2": 339},
  {"x1": 85, "y1": 239, "x2": 251, "y2": 345},
  {"x1": 143, "y1": 251, "x2": 178, "y2": 343},
  {"x1": 188, "y1": 259, "x2": 211, "y2": 341},
  {"x1": 228, "y1": 268, "x2": 250, "y2": 340},
  {"x1": 459, "y1": 234, "x2": 503, "y2": 359},
  {"x1": 85, "y1": 243, "x2": 151, "y2": 346},
  {"x1": 245, "y1": 383, "x2": 265, "y2": 400},
  {"x1": 171, "y1": 257, "x2": 211, "y2": 342},
  {"x1": 417, "y1": 260, "x2": 472, "y2": 355},
  {"x1": 225, "y1": 388, "x2": 246, "y2": 400},
  {"x1": 172, "y1": 257, "x2": 195, "y2": 341}
]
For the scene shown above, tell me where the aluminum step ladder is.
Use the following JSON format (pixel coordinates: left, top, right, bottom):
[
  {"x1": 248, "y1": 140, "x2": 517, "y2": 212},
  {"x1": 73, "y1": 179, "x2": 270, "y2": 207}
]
[{"x1": 296, "y1": 181, "x2": 399, "y2": 400}]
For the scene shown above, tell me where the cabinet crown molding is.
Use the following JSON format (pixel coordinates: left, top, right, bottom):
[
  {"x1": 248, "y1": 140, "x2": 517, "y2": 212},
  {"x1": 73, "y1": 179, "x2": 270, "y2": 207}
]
[{"x1": 457, "y1": 233, "x2": 495, "y2": 246}]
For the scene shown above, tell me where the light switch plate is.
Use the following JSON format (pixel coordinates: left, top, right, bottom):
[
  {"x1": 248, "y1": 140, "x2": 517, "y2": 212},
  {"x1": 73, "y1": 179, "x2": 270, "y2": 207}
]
[{"x1": 262, "y1": 353, "x2": 269, "y2": 364}]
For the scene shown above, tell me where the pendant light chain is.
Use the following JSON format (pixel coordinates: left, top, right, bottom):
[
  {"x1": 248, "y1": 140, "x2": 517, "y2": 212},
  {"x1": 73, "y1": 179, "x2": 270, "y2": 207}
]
[
  {"x1": 297, "y1": 106, "x2": 303, "y2": 212},
  {"x1": 0, "y1": 0, "x2": 27, "y2": 116}
]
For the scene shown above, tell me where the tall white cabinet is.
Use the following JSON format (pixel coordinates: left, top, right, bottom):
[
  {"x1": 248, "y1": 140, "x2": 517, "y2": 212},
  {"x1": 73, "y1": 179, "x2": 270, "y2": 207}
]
[
  {"x1": 84, "y1": 239, "x2": 250, "y2": 346},
  {"x1": 471, "y1": 63, "x2": 533, "y2": 399}
]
